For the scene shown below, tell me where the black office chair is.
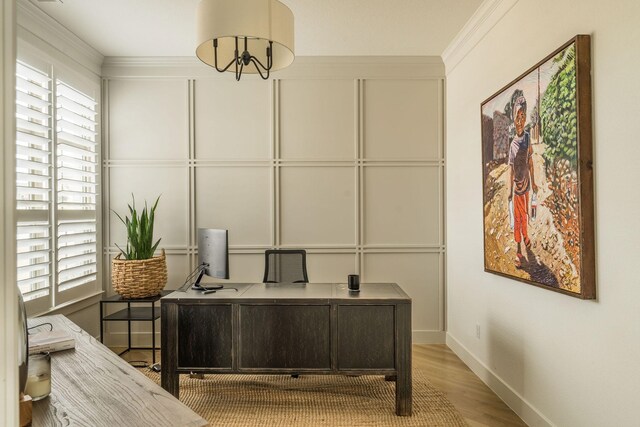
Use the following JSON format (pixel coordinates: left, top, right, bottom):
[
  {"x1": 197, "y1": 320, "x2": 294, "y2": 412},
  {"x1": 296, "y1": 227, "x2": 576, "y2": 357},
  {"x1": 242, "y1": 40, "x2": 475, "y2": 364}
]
[
  {"x1": 263, "y1": 249, "x2": 309, "y2": 284},
  {"x1": 263, "y1": 249, "x2": 308, "y2": 379}
]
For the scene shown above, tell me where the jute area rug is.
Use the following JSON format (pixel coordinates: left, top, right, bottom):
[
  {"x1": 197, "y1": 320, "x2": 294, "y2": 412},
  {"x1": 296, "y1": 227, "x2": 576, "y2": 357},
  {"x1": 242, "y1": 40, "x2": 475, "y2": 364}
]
[{"x1": 141, "y1": 369, "x2": 467, "y2": 426}]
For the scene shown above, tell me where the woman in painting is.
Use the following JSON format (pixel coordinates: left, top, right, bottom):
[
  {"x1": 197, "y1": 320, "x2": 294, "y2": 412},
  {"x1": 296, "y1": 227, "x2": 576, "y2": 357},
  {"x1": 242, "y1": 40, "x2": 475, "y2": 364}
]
[{"x1": 508, "y1": 94, "x2": 538, "y2": 268}]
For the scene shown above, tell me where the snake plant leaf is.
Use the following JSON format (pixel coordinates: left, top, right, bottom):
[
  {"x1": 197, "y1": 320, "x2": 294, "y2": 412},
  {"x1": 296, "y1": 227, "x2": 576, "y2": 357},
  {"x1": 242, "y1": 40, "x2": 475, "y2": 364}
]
[{"x1": 112, "y1": 194, "x2": 162, "y2": 260}]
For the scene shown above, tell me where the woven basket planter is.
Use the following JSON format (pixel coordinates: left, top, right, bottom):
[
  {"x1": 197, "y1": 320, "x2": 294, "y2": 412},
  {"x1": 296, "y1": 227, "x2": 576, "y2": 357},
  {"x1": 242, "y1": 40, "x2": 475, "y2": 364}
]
[{"x1": 112, "y1": 249, "x2": 167, "y2": 298}]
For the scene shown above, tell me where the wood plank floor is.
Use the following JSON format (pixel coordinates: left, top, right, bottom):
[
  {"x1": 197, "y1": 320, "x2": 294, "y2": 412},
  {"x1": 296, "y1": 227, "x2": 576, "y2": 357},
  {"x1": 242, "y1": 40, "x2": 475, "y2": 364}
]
[
  {"x1": 413, "y1": 344, "x2": 526, "y2": 427},
  {"x1": 115, "y1": 344, "x2": 526, "y2": 426}
]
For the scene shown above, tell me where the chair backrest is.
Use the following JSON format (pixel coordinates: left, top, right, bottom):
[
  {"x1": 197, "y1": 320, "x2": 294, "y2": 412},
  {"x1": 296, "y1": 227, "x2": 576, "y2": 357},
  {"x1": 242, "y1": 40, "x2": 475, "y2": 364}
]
[{"x1": 263, "y1": 249, "x2": 309, "y2": 283}]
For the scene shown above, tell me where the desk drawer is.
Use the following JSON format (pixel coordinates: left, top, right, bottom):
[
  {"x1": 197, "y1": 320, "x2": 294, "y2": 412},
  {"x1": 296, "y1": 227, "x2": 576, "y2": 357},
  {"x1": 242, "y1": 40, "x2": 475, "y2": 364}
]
[
  {"x1": 178, "y1": 305, "x2": 232, "y2": 368},
  {"x1": 337, "y1": 305, "x2": 395, "y2": 369},
  {"x1": 239, "y1": 305, "x2": 331, "y2": 369}
]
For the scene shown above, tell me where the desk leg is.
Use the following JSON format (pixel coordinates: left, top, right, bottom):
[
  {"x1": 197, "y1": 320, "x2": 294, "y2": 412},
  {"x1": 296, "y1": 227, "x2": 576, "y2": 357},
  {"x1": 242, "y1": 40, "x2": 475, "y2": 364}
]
[
  {"x1": 99, "y1": 302, "x2": 104, "y2": 343},
  {"x1": 152, "y1": 302, "x2": 156, "y2": 365},
  {"x1": 127, "y1": 302, "x2": 132, "y2": 353},
  {"x1": 161, "y1": 302, "x2": 179, "y2": 398},
  {"x1": 396, "y1": 303, "x2": 412, "y2": 416}
]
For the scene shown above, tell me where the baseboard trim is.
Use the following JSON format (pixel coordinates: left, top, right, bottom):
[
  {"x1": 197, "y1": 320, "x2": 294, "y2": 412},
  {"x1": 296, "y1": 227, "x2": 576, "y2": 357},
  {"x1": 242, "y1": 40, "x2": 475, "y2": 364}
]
[
  {"x1": 446, "y1": 333, "x2": 553, "y2": 427},
  {"x1": 413, "y1": 330, "x2": 445, "y2": 344}
]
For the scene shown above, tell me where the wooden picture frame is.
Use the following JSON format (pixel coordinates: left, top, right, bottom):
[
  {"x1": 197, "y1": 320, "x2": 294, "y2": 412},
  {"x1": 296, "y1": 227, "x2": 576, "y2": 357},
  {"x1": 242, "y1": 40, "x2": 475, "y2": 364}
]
[{"x1": 480, "y1": 35, "x2": 595, "y2": 299}]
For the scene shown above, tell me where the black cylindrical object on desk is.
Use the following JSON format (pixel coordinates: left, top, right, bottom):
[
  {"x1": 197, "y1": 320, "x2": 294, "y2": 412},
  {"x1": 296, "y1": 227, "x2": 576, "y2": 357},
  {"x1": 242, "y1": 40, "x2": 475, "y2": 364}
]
[{"x1": 348, "y1": 274, "x2": 360, "y2": 291}]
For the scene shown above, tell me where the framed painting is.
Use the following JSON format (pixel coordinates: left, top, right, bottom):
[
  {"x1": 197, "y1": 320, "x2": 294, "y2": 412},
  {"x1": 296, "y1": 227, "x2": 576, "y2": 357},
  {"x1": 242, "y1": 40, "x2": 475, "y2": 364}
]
[{"x1": 481, "y1": 35, "x2": 595, "y2": 299}]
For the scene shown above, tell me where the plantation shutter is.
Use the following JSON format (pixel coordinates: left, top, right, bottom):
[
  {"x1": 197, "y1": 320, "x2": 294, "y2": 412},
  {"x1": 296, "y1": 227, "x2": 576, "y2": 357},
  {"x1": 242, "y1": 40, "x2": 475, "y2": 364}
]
[
  {"x1": 55, "y1": 80, "x2": 98, "y2": 303},
  {"x1": 15, "y1": 55, "x2": 101, "y2": 314},
  {"x1": 16, "y1": 61, "x2": 52, "y2": 309}
]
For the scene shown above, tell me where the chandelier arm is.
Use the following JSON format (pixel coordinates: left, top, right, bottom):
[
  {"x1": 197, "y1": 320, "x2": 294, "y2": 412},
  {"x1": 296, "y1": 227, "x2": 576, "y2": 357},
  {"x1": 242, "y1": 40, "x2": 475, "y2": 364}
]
[
  {"x1": 235, "y1": 37, "x2": 239, "y2": 77},
  {"x1": 218, "y1": 57, "x2": 238, "y2": 73},
  {"x1": 236, "y1": 61, "x2": 245, "y2": 81},
  {"x1": 236, "y1": 38, "x2": 243, "y2": 65},
  {"x1": 213, "y1": 39, "x2": 219, "y2": 69},
  {"x1": 249, "y1": 57, "x2": 270, "y2": 80},
  {"x1": 212, "y1": 39, "x2": 237, "y2": 72},
  {"x1": 249, "y1": 41, "x2": 273, "y2": 72},
  {"x1": 249, "y1": 55, "x2": 272, "y2": 72}
]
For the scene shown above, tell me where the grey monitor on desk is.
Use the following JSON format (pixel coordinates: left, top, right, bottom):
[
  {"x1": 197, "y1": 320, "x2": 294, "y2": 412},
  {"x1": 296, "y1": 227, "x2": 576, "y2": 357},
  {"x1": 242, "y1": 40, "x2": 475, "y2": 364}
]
[
  {"x1": 198, "y1": 228, "x2": 229, "y2": 280},
  {"x1": 188, "y1": 228, "x2": 229, "y2": 290}
]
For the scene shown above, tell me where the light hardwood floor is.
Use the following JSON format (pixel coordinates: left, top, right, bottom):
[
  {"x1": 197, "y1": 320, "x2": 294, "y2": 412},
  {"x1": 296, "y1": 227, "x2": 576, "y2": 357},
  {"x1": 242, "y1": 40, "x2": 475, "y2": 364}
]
[
  {"x1": 116, "y1": 344, "x2": 526, "y2": 426},
  {"x1": 413, "y1": 344, "x2": 526, "y2": 427}
]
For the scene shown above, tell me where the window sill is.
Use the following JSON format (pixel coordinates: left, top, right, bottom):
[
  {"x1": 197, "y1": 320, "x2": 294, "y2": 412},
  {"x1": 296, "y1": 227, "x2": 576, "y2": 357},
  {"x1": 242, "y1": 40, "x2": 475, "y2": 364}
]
[{"x1": 32, "y1": 290, "x2": 104, "y2": 318}]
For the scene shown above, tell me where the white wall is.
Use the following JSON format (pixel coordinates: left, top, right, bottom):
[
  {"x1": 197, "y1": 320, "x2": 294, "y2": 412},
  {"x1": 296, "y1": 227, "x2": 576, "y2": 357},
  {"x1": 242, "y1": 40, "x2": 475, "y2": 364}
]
[
  {"x1": 1, "y1": 0, "x2": 18, "y2": 425},
  {"x1": 445, "y1": 0, "x2": 640, "y2": 426},
  {"x1": 101, "y1": 57, "x2": 446, "y2": 346}
]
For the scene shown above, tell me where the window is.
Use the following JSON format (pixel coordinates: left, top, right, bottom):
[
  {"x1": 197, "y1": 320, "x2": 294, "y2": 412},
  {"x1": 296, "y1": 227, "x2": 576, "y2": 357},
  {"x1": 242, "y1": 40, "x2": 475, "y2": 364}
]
[{"x1": 16, "y1": 60, "x2": 100, "y2": 314}]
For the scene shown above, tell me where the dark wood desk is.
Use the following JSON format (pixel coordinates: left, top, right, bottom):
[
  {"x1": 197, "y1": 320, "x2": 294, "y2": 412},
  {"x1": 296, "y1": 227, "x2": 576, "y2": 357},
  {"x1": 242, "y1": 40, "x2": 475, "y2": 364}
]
[
  {"x1": 30, "y1": 315, "x2": 207, "y2": 427},
  {"x1": 161, "y1": 283, "x2": 412, "y2": 416}
]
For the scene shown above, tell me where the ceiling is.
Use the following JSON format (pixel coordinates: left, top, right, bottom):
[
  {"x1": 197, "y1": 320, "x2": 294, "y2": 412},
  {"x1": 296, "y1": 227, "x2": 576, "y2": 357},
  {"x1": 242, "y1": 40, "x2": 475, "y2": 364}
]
[{"x1": 31, "y1": 0, "x2": 482, "y2": 58}]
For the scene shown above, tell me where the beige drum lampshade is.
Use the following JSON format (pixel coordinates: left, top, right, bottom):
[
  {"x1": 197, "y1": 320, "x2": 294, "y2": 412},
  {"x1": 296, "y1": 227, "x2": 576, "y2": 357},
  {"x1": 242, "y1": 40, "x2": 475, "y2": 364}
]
[{"x1": 196, "y1": 0, "x2": 295, "y2": 74}]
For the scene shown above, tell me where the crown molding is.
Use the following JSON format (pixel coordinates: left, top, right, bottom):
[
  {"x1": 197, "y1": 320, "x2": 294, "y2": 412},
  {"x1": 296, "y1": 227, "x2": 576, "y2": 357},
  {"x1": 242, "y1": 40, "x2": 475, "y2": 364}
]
[
  {"x1": 103, "y1": 56, "x2": 444, "y2": 67},
  {"x1": 441, "y1": 0, "x2": 518, "y2": 75},
  {"x1": 102, "y1": 56, "x2": 445, "y2": 79},
  {"x1": 17, "y1": 0, "x2": 104, "y2": 75},
  {"x1": 103, "y1": 56, "x2": 203, "y2": 68}
]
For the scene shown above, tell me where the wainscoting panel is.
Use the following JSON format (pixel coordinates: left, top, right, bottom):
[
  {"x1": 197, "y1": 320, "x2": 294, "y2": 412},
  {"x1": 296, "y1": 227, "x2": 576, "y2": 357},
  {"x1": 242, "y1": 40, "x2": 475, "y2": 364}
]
[
  {"x1": 305, "y1": 253, "x2": 357, "y2": 283},
  {"x1": 194, "y1": 79, "x2": 271, "y2": 159},
  {"x1": 108, "y1": 165, "x2": 189, "y2": 248},
  {"x1": 108, "y1": 79, "x2": 189, "y2": 160},
  {"x1": 228, "y1": 254, "x2": 265, "y2": 283},
  {"x1": 363, "y1": 166, "x2": 441, "y2": 246},
  {"x1": 363, "y1": 79, "x2": 441, "y2": 160},
  {"x1": 363, "y1": 252, "x2": 442, "y2": 333},
  {"x1": 279, "y1": 79, "x2": 355, "y2": 160},
  {"x1": 161, "y1": 253, "x2": 191, "y2": 291},
  {"x1": 279, "y1": 166, "x2": 356, "y2": 246},
  {"x1": 195, "y1": 166, "x2": 272, "y2": 247},
  {"x1": 102, "y1": 57, "x2": 445, "y2": 344}
]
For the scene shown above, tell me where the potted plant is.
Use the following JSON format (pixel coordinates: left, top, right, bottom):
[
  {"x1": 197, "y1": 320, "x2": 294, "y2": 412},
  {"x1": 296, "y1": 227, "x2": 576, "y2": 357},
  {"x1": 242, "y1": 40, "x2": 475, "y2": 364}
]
[{"x1": 111, "y1": 195, "x2": 167, "y2": 298}]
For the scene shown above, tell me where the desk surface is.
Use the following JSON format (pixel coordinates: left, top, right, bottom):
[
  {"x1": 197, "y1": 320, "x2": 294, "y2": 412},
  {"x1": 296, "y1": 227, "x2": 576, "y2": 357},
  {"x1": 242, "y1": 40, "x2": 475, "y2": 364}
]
[
  {"x1": 30, "y1": 314, "x2": 207, "y2": 427},
  {"x1": 163, "y1": 282, "x2": 411, "y2": 302}
]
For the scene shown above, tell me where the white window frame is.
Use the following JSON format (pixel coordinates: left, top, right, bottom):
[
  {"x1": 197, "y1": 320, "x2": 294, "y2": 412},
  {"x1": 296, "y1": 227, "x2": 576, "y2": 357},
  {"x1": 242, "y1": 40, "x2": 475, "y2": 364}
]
[{"x1": 16, "y1": 42, "x2": 102, "y2": 316}]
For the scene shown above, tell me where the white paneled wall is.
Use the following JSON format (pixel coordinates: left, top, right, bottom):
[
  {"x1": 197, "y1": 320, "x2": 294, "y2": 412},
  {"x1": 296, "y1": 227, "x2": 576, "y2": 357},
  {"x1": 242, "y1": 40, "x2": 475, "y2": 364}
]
[
  {"x1": 279, "y1": 79, "x2": 355, "y2": 159},
  {"x1": 194, "y1": 79, "x2": 271, "y2": 159},
  {"x1": 102, "y1": 58, "x2": 445, "y2": 345}
]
